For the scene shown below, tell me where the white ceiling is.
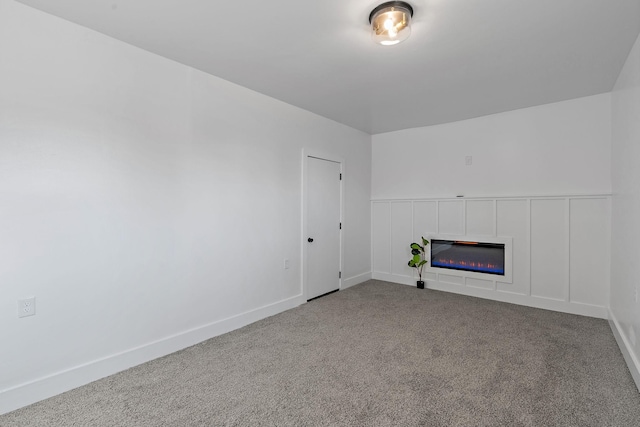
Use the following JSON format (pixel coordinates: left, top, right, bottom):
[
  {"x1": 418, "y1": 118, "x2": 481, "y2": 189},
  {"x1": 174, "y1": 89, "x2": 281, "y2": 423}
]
[{"x1": 16, "y1": 0, "x2": 640, "y2": 134}]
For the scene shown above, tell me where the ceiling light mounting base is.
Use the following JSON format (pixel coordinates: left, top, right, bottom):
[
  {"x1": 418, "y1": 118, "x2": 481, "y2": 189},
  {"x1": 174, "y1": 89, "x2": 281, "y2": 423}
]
[{"x1": 369, "y1": 1, "x2": 414, "y2": 24}]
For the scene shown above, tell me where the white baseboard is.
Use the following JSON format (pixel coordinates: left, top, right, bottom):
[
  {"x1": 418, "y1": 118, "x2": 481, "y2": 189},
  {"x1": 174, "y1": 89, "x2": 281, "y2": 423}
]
[
  {"x1": 342, "y1": 272, "x2": 372, "y2": 289},
  {"x1": 0, "y1": 294, "x2": 305, "y2": 415},
  {"x1": 373, "y1": 273, "x2": 608, "y2": 319},
  {"x1": 608, "y1": 311, "x2": 640, "y2": 392},
  {"x1": 372, "y1": 272, "x2": 415, "y2": 287}
]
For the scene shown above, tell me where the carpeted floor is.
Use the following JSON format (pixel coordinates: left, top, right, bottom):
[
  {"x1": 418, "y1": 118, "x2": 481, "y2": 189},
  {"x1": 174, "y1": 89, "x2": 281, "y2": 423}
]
[{"x1": 3, "y1": 280, "x2": 640, "y2": 426}]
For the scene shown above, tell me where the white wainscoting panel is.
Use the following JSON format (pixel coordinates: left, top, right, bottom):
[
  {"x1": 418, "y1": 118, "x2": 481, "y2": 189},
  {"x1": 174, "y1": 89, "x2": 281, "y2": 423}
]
[
  {"x1": 439, "y1": 274, "x2": 465, "y2": 286},
  {"x1": 466, "y1": 277, "x2": 495, "y2": 290},
  {"x1": 496, "y1": 199, "x2": 530, "y2": 295},
  {"x1": 372, "y1": 202, "x2": 391, "y2": 274},
  {"x1": 530, "y1": 199, "x2": 567, "y2": 301},
  {"x1": 466, "y1": 200, "x2": 495, "y2": 236},
  {"x1": 391, "y1": 202, "x2": 414, "y2": 278},
  {"x1": 413, "y1": 201, "x2": 437, "y2": 240},
  {"x1": 438, "y1": 200, "x2": 464, "y2": 235},
  {"x1": 569, "y1": 198, "x2": 609, "y2": 306},
  {"x1": 371, "y1": 195, "x2": 610, "y2": 319}
]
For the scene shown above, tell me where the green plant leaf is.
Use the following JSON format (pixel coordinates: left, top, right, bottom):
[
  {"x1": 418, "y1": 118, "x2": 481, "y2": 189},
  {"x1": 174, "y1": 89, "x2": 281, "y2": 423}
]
[
  {"x1": 418, "y1": 260, "x2": 427, "y2": 267},
  {"x1": 422, "y1": 237, "x2": 430, "y2": 246},
  {"x1": 410, "y1": 243, "x2": 421, "y2": 250},
  {"x1": 412, "y1": 254, "x2": 421, "y2": 264},
  {"x1": 411, "y1": 248, "x2": 420, "y2": 255}
]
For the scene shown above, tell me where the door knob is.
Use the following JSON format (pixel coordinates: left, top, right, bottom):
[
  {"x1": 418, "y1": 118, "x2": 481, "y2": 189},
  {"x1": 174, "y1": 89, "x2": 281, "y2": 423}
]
[{"x1": 308, "y1": 238, "x2": 314, "y2": 242}]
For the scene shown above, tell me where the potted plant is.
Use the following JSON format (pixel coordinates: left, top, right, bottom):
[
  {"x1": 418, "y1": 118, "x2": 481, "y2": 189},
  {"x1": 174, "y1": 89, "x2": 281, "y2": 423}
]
[{"x1": 408, "y1": 237, "x2": 430, "y2": 289}]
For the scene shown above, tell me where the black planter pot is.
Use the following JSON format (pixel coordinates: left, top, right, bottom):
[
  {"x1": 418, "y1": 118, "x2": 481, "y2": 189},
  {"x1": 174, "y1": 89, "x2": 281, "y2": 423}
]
[{"x1": 417, "y1": 280, "x2": 425, "y2": 289}]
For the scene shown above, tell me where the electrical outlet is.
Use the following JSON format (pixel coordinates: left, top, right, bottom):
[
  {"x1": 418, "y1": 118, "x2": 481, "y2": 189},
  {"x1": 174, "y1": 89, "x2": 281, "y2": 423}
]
[
  {"x1": 284, "y1": 259, "x2": 290, "y2": 270},
  {"x1": 18, "y1": 297, "x2": 36, "y2": 318},
  {"x1": 465, "y1": 156, "x2": 473, "y2": 166}
]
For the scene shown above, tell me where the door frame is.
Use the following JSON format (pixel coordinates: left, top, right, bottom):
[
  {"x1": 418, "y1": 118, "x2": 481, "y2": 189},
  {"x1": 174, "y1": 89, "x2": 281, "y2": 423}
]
[{"x1": 301, "y1": 149, "x2": 345, "y2": 301}]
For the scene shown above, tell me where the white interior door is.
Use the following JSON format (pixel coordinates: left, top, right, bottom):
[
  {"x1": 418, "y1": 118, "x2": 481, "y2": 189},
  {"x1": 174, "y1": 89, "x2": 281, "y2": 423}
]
[{"x1": 306, "y1": 156, "x2": 341, "y2": 300}]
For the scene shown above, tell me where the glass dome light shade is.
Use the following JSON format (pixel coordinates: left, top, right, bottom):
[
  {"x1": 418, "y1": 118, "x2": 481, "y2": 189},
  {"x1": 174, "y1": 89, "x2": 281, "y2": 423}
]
[{"x1": 369, "y1": 1, "x2": 413, "y2": 46}]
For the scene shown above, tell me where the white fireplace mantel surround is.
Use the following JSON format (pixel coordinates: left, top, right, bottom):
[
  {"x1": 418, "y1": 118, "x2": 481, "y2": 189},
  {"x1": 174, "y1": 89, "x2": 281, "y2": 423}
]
[{"x1": 372, "y1": 194, "x2": 610, "y2": 319}]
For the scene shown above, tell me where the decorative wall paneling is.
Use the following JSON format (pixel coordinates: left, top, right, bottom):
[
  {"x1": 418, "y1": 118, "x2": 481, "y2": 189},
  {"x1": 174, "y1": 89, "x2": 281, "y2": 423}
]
[{"x1": 371, "y1": 196, "x2": 610, "y2": 318}]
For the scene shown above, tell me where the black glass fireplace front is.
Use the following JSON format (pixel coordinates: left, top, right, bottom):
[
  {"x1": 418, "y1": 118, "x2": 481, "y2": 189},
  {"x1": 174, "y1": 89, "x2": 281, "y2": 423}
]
[{"x1": 430, "y1": 239, "x2": 505, "y2": 275}]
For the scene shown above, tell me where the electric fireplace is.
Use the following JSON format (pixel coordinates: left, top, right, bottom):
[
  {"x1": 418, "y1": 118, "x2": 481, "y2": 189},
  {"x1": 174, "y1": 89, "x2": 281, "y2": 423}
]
[{"x1": 430, "y1": 239, "x2": 505, "y2": 276}]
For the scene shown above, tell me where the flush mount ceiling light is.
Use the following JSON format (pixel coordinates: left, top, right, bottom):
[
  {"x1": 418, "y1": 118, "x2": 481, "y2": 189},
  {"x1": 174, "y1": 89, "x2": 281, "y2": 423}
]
[{"x1": 369, "y1": 1, "x2": 414, "y2": 46}]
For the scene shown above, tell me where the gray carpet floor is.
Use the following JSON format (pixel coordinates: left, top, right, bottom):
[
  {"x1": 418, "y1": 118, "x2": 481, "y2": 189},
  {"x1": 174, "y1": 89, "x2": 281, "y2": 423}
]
[{"x1": 3, "y1": 280, "x2": 640, "y2": 426}]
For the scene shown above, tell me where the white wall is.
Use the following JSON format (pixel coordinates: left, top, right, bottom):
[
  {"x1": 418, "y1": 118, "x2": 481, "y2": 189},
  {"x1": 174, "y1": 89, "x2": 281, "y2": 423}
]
[
  {"x1": 372, "y1": 94, "x2": 612, "y2": 199},
  {"x1": 371, "y1": 95, "x2": 612, "y2": 318},
  {"x1": 0, "y1": 0, "x2": 371, "y2": 413},
  {"x1": 610, "y1": 30, "x2": 640, "y2": 389}
]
